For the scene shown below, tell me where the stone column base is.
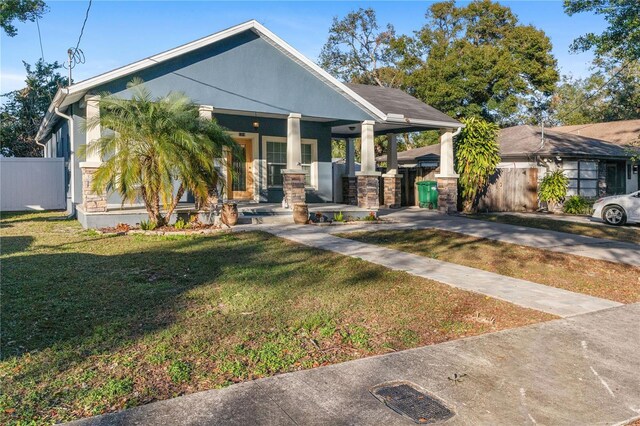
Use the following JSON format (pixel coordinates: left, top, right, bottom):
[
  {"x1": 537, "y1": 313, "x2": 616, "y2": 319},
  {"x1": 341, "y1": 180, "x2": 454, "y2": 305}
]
[
  {"x1": 436, "y1": 176, "x2": 458, "y2": 214},
  {"x1": 282, "y1": 170, "x2": 306, "y2": 208},
  {"x1": 382, "y1": 173, "x2": 402, "y2": 209},
  {"x1": 356, "y1": 173, "x2": 380, "y2": 209},
  {"x1": 80, "y1": 164, "x2": 107, "y2": 213},
  {"x1": 342, "y1": 176, "x2": 357, "y2": 206}
]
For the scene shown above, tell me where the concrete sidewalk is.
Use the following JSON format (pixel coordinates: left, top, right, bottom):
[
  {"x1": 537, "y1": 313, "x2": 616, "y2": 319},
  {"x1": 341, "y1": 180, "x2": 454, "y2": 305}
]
[
  {"x1": 335, "y1": 209, "x2": 640, "y2": 267},
  {"x1": 70, "y1": 303, "x2": 640, "y2": 426},
  {"x1": 266, "y1": 225, "x2": 621, "y2": 317}
]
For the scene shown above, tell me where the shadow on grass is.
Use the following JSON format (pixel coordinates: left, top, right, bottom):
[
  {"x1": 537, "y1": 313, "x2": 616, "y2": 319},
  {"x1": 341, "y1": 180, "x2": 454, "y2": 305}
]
[
  {"x1": 1, "y1": 232, "x2": 385, "y2": 362},
  {"x1": 1, "y1": 235, "x2": 34, "y2": 255}
]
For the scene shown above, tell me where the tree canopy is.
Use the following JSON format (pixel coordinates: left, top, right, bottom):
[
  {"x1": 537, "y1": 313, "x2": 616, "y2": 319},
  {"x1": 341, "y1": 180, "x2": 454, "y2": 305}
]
[
  {"x1": 1, "y1": 60, "x2": 67, "y2": 157},
  {"x1": 564, "y1": 0, "x2": 640, "y2": 63},
  {"x1": 1, "y1": 0, "x2": 47, "y2": 37},
  {"x1": 319, "y1": 8, "x2": 400, "y2": 87},
  {"x1": 399, "y1": 0, "x2": 559, "y2": 125}
]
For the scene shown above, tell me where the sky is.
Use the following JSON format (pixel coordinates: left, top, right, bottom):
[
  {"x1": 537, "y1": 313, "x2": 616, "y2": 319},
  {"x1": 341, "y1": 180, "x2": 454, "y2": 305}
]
[{"x1": 0, "y1": 0, "x2": 607, "y2": 97}]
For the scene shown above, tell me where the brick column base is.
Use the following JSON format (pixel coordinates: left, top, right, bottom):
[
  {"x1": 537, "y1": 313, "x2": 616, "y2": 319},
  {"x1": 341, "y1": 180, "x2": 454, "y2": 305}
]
[
  {"x1": 342, "y1": 176, "x2": 357, "y2": 205},
  {"x1": 356, "y1": 174, "x2": 380, "y2": 209},
  {"x1": 81, "y1": 166, "x2": 107, "y2": 213},
  {"x1": 282, "y1": 171, "x2": 306, "y2": 208},
  {"x1": 382, "y1": 174, "x2": 402, "y2": 208},
  {"x1": 436, "y1": 177, "x2": 458, "y2": 214}
]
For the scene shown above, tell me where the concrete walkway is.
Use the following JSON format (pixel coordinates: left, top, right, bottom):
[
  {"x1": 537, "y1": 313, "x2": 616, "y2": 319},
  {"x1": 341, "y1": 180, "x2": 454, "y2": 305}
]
[
  {"x1": 70, "y1": 303, "x2": 640, "y2": 426},
  {"x1": 265, "y1": 225, "x2": 621, "y2": 317},
  {"x1": 331, "y1": 209, "x2": 640, "y2": 267}
]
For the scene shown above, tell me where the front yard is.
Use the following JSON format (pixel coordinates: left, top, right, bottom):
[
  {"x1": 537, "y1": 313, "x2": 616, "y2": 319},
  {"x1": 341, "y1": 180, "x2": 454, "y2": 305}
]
[
  {"x1": 471, "y1": 213, "x2": 640, "y2": 244},
  {"x1": 341, "y1": 229, "x2": 640, "y2": 304},
  {"x1": 0, "y1": 212, "x2": 552, "y2": 425}
]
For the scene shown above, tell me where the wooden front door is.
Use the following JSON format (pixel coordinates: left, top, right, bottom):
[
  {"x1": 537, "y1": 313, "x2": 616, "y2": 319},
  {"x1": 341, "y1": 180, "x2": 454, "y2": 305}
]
[{"x1": 228, "y1": 138, "x2": 253, "y2": 200}]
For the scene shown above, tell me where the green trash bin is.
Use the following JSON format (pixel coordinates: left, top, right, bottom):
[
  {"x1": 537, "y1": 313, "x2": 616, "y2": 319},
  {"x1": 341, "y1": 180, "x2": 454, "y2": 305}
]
[{"x1": 417, "y1": 180, "x2": 438, "y2": 209}]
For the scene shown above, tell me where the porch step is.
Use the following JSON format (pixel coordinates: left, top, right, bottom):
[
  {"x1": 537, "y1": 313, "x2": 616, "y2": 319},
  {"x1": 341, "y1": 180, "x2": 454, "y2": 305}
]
[{"x1": 238, "y1": 214, "x2": 293, "y2": 225}]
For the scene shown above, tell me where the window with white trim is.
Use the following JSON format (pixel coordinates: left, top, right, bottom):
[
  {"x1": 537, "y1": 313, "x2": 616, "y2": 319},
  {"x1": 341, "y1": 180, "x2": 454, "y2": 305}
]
[
  {"x1": 266, "y1": 141, "x2": 286, "y2": 187},
  {"x1": 265, "y1": 140, "x2": 315, "y2": 188},
  {"x1": 564, "y1": 161, "x2": 598, "y2": 198},
  {"x1": 301, "y1": 144, "x2": 312, "y2": 186}
]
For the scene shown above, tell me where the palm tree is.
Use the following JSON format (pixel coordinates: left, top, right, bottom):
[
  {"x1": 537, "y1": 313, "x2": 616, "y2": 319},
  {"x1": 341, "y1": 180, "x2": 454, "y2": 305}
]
[{"x1": 83, "y1": 78, "x2": 238, "y2": 226}]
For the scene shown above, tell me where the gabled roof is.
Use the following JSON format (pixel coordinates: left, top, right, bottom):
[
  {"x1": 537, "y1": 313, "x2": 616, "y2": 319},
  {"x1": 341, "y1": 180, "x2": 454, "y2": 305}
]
[
  {"x1": 500, "y1": 125, "x2": 631, "y2": 158},
  {"x1": 37, "y1": 20, "x2": 390, "y2": 141},
  {"x1": 345, "y1": 83, "x2": 460, "y2": 128},
  {"x1": 377, "y1": 124, "x2": 633, "y2": 163},
  {"x1": 550, "y1": 119, "x2": 640, "y2": 146}
]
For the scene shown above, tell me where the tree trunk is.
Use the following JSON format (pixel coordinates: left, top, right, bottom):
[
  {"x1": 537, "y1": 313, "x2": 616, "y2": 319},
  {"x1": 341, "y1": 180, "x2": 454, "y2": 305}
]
[{"x1": 163, "y1": 184, "x2": 185, "y2": 225}]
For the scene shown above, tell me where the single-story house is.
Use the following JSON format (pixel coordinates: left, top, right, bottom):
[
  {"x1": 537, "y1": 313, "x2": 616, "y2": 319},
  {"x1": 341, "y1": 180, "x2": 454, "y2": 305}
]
[
  {"x1": 378, "y1": 121, "x2": 640, "y2": 211},
  {"x1": 36, "y1": 20, "x2": 462, "y2": 227}
]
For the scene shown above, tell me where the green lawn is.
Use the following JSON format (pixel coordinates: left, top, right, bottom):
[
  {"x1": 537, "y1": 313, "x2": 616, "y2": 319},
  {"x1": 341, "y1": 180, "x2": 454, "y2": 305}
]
[
  {"x1": 0, "y1": 212, "x2": 552, "y2": 425},
  {"x1": 341, "y1": 229, "x2": 640, "y2": 304},
  {"x1": 470, "y1": 213, "x2": 640, "y2": 244}
]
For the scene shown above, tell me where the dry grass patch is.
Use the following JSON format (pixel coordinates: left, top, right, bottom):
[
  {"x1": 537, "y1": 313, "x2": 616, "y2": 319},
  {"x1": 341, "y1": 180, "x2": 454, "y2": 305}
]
[
  {"x1": 341, "y1": 229, "x2": 640, "y2": 304},
  {"x1": 471, "y1": 213, "x2": 640, "y2": 244},
  {"x1": 0, "y1": 212, "x2": 552, "y2": 425}
]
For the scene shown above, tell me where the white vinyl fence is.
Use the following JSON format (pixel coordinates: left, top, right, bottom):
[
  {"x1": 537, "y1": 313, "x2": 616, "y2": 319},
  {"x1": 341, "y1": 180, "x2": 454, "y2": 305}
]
[{"x1": 0, "y1": 157, "x2": 66, "y2": 211}]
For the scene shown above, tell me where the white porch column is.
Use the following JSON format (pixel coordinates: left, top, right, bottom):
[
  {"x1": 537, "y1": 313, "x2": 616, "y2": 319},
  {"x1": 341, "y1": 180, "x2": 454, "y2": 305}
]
[
  {"x1": 435, "y1": 128, "x2": 460, "y2": 214},
  {"x1": 386, "y1": 133, "x2": 398, "y2": 175},
  {"x1": 199, "y1": 105, "x2": 213, "y2": 120},
  {"x1": 286, "y1": 113, "x2": 302, "y2": 171},
  {"x1": 79, "y1": 95, "x2": 106, "y2": 213},
  {"x1": 355, "y1": 120, "x2": 380, "y2": 209},
  {"x1": 345, "y1": 138, "x2": 356, "y2": 177},
  {"x1": 282, "y1": 113, "x2": 306, "y2": 208},
  {"x1": 359, "y1": 120, "x2": 376, "y2": 174},
  {"x1": 436, "y1": 129, "x2": 459, "y2": 178},
  {"x1": 84, "y1": 95, "x2": 101, "y2": 163}
]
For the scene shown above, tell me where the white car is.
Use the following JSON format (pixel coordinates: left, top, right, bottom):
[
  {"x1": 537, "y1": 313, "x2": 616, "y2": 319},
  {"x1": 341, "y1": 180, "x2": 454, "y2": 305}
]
[{"x1": 592, "y1": 191, "x2": 640, "y2": 226}]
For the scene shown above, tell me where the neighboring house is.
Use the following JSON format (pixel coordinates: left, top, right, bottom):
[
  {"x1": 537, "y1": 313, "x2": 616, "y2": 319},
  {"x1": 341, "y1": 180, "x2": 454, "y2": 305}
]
[
  {"x1": 36, "y1": 20, "x2": 462, "y2": 227},
  {"x1": 378, "y1": 121, "x2": 639, "y2": 211}
]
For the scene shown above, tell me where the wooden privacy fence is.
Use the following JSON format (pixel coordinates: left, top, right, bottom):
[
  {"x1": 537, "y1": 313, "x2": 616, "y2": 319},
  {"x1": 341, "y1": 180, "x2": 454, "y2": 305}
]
[
  {"x1": 0, "y1": 157, "x2": 66, "y2": 211},
  {"x1": 477, "y1": 167, "x2": 538, "y2": 212}
]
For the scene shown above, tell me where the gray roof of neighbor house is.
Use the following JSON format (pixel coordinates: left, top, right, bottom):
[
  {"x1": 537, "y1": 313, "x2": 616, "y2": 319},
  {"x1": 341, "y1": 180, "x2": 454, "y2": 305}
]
[
  {"x1": 550, "y1": 119, "x2": 640, "y2": 146},
  {"x1": 377, "y1": 124, "x2": 633, "y2": 164},
  {"x1": 345, "y1": 83, "x2": 460, "y2": 127}
]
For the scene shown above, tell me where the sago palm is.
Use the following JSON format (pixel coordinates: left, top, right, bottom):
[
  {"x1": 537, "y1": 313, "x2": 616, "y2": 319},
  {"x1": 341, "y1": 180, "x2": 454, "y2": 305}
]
[{"x1": 82, "y1": 78, "x2": 238, "y2": 225}]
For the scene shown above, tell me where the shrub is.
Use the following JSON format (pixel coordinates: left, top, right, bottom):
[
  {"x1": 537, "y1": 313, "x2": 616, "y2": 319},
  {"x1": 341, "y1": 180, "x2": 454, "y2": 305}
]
[
  {"x1": 333, "y1": 211, "x2": 344, "y2": 222},
  {"x1": 539, "y1": 170, "x2": 568, "y2": 211},
  {"x1": 455, "y1": 117, "x2": 501, "y2": 213},
  {"x1": 139, "y1": 220, "x2": 157, "y2": 231},
  {"x1": 563, "y1": 195, "x2": 593, "y2": 215},
  {"x1": 174, "y1": 217, "x2": 188, "y2": 230}
]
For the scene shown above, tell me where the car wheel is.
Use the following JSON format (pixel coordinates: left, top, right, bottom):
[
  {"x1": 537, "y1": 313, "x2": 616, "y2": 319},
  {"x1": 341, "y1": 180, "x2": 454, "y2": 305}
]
[{"x1": 602, "y1": 205, "x2": 627, "y2": 226}]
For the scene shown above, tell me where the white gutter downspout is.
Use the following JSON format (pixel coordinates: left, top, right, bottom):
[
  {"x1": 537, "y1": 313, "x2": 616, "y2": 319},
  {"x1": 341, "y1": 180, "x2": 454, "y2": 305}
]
[
  {"x1": 54, "y1": 107, "x2": 76, "y2": 217},
  {"x1": 35, "y1": 139, "x2": 47, "y2": 157},
  {"x1": 452, "y1": 127, "x2": 462, "y2": 138}
]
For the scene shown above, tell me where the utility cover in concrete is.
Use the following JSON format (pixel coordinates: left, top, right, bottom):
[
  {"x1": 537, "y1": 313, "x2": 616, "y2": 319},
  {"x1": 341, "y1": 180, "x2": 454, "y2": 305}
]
[{"x1": 371, "y1": 382, "x2": 454, "y2": 424}]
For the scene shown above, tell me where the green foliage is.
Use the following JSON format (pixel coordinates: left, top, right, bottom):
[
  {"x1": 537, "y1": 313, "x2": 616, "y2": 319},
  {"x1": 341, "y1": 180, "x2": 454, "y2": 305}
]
[
  {"x1": 0, "y1": 60, "x2": 67, "y2": 157},
  {"x1": 173, "y1": 217, "x2": 188, "y2": 230},
  {"x1": 563, "y1": 195, "x2": 594, "y2": 215},
  {"x1": 0, "y1": 0, "x2": 47, "y2": 37},
  {"x1": 564, "y1": 0, "x2": 640, "y2": 63},
  {"x1": 333, "y1": 211, "x2": 344, "y2": 222},
  {"x1": 341, "y1": 326, "x2": 370, "y2": 348},
  {"x1": 550, "y1": 61, "x2": 640, "y2": 125},
  {"x1": 397, "y1": 0, "x2": 559, "y2": 124},
  {"x1": 168, "y1": 360, "x2": 192, "y2": 383},
  {"x1": 454, "y1": 117, "x2": 501, "y2": 213},
  {"x1": 539, "y1": 170, "x2": 569, "y2": 206},
  {"x1": 81, "y1": 78, "x2": 238, "y2": 226},
  {"x1": 319, "y1": 7, "x2": 401, "y2": 87},
  {"x1": 139, "y1": 220, "x2": 157, "y2": 231}
]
